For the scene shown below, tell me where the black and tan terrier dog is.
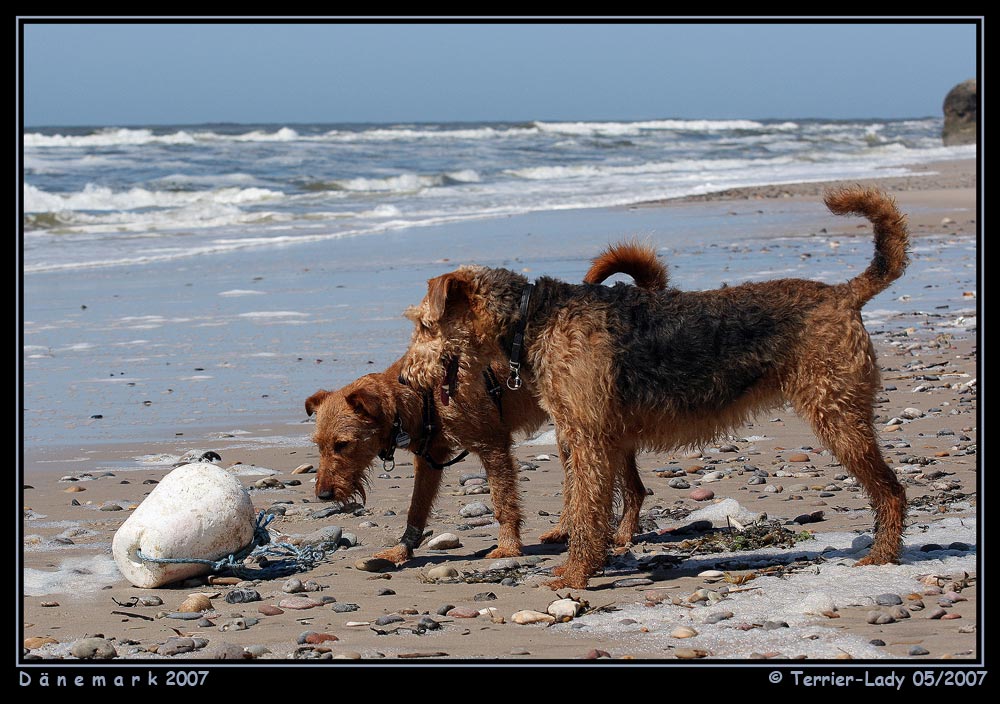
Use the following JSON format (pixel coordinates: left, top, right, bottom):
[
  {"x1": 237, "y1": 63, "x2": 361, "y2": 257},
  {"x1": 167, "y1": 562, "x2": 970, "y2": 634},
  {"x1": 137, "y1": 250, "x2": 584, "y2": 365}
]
[
  {"x1": 305, "y1": 244, "x2": 666, "y2": 565},
  {"x1": 400, "y1": 187, "x2": 910, "y2": 589}
]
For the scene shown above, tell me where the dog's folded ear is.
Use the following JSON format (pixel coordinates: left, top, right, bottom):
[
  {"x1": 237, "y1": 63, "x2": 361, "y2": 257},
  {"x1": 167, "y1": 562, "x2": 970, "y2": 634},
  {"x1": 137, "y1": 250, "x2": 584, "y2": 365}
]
[
  {"x1": 304, "y1": 389, "x2": 330, "y2": 416},
  {"x1": 426, "y1": 271, "x2": 472, "y2": 323},
  {"x1": 345, "y1": 387, "x2": 384, "y2": 421}
]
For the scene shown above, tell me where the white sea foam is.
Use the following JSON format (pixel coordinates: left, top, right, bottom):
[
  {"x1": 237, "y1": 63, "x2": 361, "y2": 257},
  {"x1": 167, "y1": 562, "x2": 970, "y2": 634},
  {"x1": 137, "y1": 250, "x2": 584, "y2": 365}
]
[
  {"x1": 332, "y1": 173, "x2": 443, "y2": 192},
  {"x1": 533, "y1": 119, "x2": 796, "y2": 135},
  {"x1": 322, "y1": 125, "x2": 538, "y2": 141},
  {"x1": 24, "y1": 183, "x2": 284, "y2": 214},
  {"x1": 218, "y1": 289, "x2": 266, "y2": 297},
  {"x1": 237, "y1": 311, "x2": 309, "y2": 319},
  {"x1": 23, "y1": 554, "x2": 122, "y2": 596},
  {"x1": 25, "y1": 128, "x2": 197, "y2": 148}
]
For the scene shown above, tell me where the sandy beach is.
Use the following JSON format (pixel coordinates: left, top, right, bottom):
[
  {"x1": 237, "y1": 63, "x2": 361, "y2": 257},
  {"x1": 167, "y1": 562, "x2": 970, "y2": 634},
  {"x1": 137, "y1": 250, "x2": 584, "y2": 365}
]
[{"x1": 20, "y1": 158, "x2": 979, "y2": 668}]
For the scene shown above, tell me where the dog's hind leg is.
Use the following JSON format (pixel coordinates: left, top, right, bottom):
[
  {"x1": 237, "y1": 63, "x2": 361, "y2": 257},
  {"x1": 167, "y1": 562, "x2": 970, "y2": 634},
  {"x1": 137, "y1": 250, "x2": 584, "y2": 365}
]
[
  {"x1": 787, "y1": 325, "x2": 906, "y2": 565},
  {"x1": 614, "y1": 452, "x2": 645, "y2": 548},
  {"x1": 478, "y1": 443, "x2": 525, "y2": 559},
  {"x1": 539, "y1": 430, "x2": 573, "y2": 545}
]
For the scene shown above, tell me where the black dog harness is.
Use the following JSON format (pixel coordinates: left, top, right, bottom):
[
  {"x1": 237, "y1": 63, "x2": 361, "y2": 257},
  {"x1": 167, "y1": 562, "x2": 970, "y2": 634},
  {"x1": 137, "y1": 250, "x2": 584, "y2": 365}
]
[{"x1": 378, "y1": 391, "x2": 470, "y2": 471}]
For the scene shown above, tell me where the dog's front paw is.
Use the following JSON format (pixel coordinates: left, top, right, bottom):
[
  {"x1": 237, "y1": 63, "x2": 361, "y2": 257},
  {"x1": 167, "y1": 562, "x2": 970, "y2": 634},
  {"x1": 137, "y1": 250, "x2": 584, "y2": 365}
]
[
  {"x1": 853, "y1": 552, "x2": 900, "y2": 567},
  {"x1": 485, "y1": 546, "x2": 522, "y2": 559},
  {"x1": 372, "y1": 545, "x2": 412, "y2": 564}
]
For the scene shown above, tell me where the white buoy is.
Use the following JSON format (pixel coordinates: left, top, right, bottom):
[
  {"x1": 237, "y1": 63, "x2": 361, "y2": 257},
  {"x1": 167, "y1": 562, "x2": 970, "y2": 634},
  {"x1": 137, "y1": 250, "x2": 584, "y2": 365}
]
[{"x1": 112, "y1": 463, "x2": 256, "y2": 588}]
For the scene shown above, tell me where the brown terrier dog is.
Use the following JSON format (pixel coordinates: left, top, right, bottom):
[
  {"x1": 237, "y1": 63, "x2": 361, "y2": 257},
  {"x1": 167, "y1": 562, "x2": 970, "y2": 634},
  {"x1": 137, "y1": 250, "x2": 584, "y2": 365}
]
[
  {"x1": 305, "y1": 243, "x2": 667, "y2": 565},
  {"x1": 399, "y1": 187, "x2": 911, "y2": 589}
]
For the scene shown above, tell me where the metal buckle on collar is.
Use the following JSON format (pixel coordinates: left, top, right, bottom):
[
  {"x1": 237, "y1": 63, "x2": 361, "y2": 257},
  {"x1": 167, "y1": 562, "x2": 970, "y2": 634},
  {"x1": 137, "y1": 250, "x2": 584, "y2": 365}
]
[
  {"x1": 507, "y1": 361, "x2": 522, "y2": 390},
  {"x1": 379, "y1": 415, "x2": 410, "y2": 471}
]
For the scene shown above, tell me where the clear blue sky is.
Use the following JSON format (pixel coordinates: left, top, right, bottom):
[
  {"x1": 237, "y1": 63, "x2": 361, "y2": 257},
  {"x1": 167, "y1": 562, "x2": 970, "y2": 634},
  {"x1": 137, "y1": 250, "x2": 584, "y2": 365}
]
[{"x1": 21, "y1": 21, "x2": 978, "y2": 127}]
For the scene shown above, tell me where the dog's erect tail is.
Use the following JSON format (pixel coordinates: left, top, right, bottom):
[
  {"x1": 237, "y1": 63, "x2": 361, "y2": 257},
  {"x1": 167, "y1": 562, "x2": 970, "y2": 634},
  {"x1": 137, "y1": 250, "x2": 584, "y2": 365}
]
[
  {"x1": 825, "y1": 186, "x2": 910, "y2": 307},
  {"x1": 584, "y1": 240, "x2": 669, "y2": 292}
]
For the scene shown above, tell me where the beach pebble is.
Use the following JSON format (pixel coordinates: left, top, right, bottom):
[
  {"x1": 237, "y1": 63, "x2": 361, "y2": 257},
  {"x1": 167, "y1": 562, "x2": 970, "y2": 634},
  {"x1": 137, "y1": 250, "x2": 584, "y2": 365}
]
[
  {"x1": 258, "y1": 604, "x2": 284, "y2": 616},
  {"x1": 512, "y1": 610, "x2": 555, "y2": 625},
  {"x1": 165, "y1": 611, "x2": 203, "y2": 620},
  {"x1": 219, "y1": 618, "x2": 250, "y2": 632},
  {"x1": 225, "y1": 588, "x2": 261, "y2": 604},
  {"x1": 99, "y1": 502, "x2": 124, "y2": 511},
  {"x1": 689, "y1": 488, "x2": 715, "y2": 501},
  {"x1": 300, "y1": 526, "x2": 343, "y2": 550},
  {"x1": 668, "y1": 478, "x2": 691, "y2": 489},
  {"x1": 447, "y1": 607, "x2": 480, "y2": 619},
  {"x1": 585, "y1": 649, "x2": 611, "y2": 659},
  {"x1": 178, "y1": 594, "x2": 213, "y2": 613},
  {"x1": 793, "y1": 511, "x2": 824, "y2": 525},
  {"x1": 418, "y1": 616, "x2": 442, "y2": 630},
  {"x1": 304, "y1": 633, "x2": 339, "y2": 644},
  {"x1": 613, "y1": 577, "x2": 654, "y2": 588},
  {"x1": 488, "y1": 558, "x2": 521, "y2": 570},
  {"x1": 787, "y1": 453, "x2": 810, "y2": 462},
  {"x1": 71, "y1": 638, "x2": 117, "y2": 660},
  {"x1": 427, "y1": 533, "x2": 461, "y2": 550},
  {"x1": 278, "y1": 597, "x2": 323, "y2": 610},
  {"x1": 942, "y1": 613, "x2": 962, "y2": 620},
  {"x1": 510, "y1": 647, "x2": 530, "y2": 655},
  {"x1": 547, "y1": 598, "x2": 583, "y2": 620},
  {"x1": 875, "y1": 593, "x2": 903, "y2": 606},
  {"x1": 436, "y1": 604, "x2": 455, "y2": 616},
  {"x1": 900, "y1": 408, "x2": 924, "y2": 419},
  {"x1": 196, "y1": 643, "x2": 250, "y2": 660},
  {"x1": 354, "y1": 558, "x2": 395, "y2": 573},
  {"x1": 474, "y1": 592, "x2": 498, "y2": 601},
  {"x1": 427, "y1": 565, "x2": 459, "y2": 581},
  {"x1": 704, "y1": 611, "x2": 734, "y2": 624},
  {"x1": 282, "y1": 578, "x2": 305, "y2": 593},
  {"x1": 909, "y1": 646, "x2": 930, "y2": 656},
  {"x1": 889, "y1": 606, "x2": 911, "y2": 620},
  {"x1": 928, "y1": 608, "x2": 947, "y2": 620},
  {"x1": 292, "y1": 464, "x2": 315, "y2": 474},
  {"x1": 375, "y1": 615, "x2": 404, "y2": 626},
  {"x1": 671, "y1": 626, "x2": 698, "y2": 638},
  {"x1": 24, "y1": 636, "x2": 58, "y2": 649},
  {"x1": 376, "y1": 587, "x2": 395, "y2": 596},
  {"x1": 866, "y1": 611, "x2": 895, "y2": 625},
  {"x1": 870, "y1": 639, "x2": 886, "y2": 647},
  {"x1": 763, "y1": 620, "x2": 789, "y2": 630},
  {"x1": 245, "y1": 645, "x2": 271, "y2": 658},
  {"x1": 64, "y1": 486, "x2": 86, "y2": 492},
  {"x1": 674, "y1": 648, "x2": 708, "y2": 659},
  {"x1": 331, "y1": 603, "x2": 360, "y2": 613},
  {"x1": 459, "y1": 473, "x2": 487, "y2": 485},
  {"x1": 158, "y1": 637, "x2": 198, "y2": 656},
  {"x1": 459, "y1": 502, "x2": 492, "y2": 518}
]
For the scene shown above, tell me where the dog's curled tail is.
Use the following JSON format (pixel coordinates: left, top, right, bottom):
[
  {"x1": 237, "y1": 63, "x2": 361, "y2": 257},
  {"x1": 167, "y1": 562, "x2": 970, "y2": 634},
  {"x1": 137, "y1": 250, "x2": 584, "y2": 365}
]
[
  {"x1": 825, "y1": 186, "x2": 910, "y2": 306},
  {"x1": 584, "y1": 240, "x2": 669, "y2": 292}
]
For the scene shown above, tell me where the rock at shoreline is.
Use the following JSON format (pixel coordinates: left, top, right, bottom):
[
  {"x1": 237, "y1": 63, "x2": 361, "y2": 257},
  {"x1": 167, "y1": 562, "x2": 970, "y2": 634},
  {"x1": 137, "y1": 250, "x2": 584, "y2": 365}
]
[{"x1": 943, "y1": 79, "x2": 977, "y2": 146}]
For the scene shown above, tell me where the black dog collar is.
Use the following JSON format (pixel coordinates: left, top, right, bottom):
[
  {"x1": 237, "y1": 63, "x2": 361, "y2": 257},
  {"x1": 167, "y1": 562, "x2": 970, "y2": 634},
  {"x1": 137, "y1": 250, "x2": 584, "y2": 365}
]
[{"x1": 507, "y1": 282, "x2": 534, "y2": 390}]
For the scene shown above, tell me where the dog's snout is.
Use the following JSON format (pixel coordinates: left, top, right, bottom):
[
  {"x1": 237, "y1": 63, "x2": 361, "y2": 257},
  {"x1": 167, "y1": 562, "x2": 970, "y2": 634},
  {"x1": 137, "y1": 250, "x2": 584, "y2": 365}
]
[{"x1": 317, "y1": 489, "x2": 335, "y2": 501}]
